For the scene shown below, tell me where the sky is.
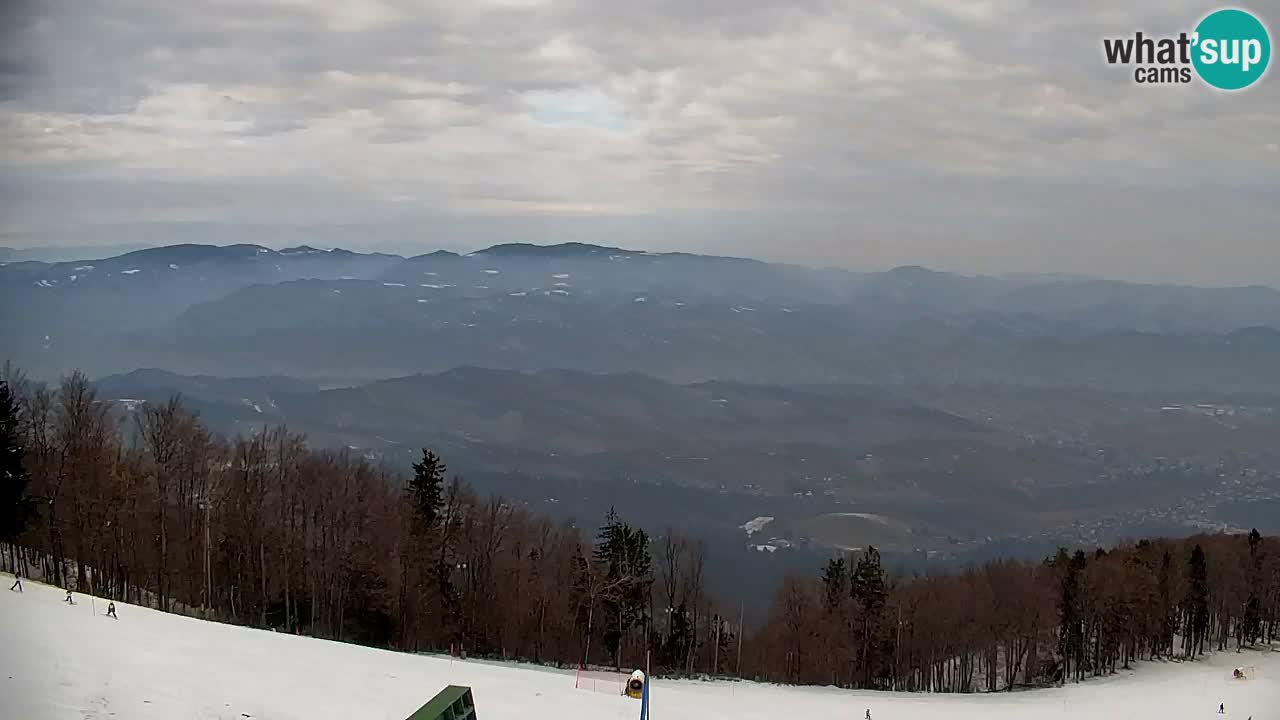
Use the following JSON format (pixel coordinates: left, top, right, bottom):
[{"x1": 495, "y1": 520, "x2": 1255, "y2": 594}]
[{"x1": 1, "y1": 0, "x2": 1278, "y2": 286}]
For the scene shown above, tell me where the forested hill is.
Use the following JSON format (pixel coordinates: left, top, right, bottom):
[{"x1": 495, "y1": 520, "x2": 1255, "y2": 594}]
[{"x1": 1, "y1": 374, "x2": 1277, "y2": 691}]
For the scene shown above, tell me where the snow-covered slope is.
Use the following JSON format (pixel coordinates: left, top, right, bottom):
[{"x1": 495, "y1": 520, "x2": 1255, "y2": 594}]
[{"x1": 2, "y1": 575, "x2": 1277, "y2": 719}]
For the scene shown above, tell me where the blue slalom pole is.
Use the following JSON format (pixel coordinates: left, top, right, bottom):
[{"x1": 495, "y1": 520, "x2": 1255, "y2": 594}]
[{"x1": 639, "y1": 674, "x2": 649, "y2": 720}]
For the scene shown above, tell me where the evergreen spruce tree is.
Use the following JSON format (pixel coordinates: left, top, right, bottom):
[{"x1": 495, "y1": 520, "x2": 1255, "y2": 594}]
[
  {"x1": 1053, "y1": 549, "x2": 1087, "y2": 683},
  {"x1": 1184, "y1": 544, "x2": 1210, "y2": 658},
  {"x1": 1243, "y1": 529, "x2": 1264, "y2": 646},
  {"x1": 0, "y1": 381, "x2": 35, "y2": 568},
  {"x1": 850, "y1": 546, "x2": 888, "y2": 687},
  {"x1": 592, "y1": 507, "x2": 652, "y2": 670},
  {"x1": 1156, "y1": 550, "x2": 1176, "y2": 657},
  {"x1": 408, "y1": 449, "x2": 446, "y2": 531},
  {"x1": 822, "y1": 557, "x2": 849, "y2": 612}
]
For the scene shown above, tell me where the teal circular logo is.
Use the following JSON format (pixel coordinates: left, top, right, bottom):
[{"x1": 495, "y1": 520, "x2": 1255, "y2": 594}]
[{"x1": 1192, "y1": 9, "x2": 1271, "y2": 90}]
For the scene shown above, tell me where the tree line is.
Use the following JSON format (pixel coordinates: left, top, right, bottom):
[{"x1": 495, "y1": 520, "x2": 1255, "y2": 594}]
[
  {"x1": 0, "y1": 371, "x2": 724, "y2": 675},
  {"x1": 744, "y1": 533, "x2": 1280, "y2": 691},
  {"x1": 1, "y1": 369, "x2": 1277, "y2": 692}
]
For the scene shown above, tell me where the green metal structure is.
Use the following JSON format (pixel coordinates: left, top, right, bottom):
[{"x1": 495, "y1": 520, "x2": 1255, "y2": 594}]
[{"x1": 405, "y1": 685, "x2": 477, "y2": 720}]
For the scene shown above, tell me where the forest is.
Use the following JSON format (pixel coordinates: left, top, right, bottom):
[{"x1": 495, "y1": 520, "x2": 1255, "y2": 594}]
[{"x1": 1, "y1": 370, "x2": 1278, "y2": 693}]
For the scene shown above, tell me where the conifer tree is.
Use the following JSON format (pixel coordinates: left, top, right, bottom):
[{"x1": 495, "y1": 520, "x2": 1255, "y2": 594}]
[{"x1": 0, "y1": 381, "x2": 36, "y2": 569}]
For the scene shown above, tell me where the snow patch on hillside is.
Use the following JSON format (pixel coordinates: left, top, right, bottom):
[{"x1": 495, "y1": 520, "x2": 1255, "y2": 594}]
[{"x1": 741, "y1": 516, "x2": 774, "y2": 536}]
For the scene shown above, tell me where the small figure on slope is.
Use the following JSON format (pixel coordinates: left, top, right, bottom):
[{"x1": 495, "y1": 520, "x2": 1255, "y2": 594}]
[
  {"x1": 9, "y1": 572, "x2": 21, "y2": 593},
  {"x1": 865, "y1": 710, "x2": 872, "y2": 720},
  {"x1": 64, "y1": 587, "x2": 74, "y2": 604},
  {"x1": 106, "y1": 601, "x2": 118, "y2": 619},
  {"x1": 1219, "y1": 703, "x2": 1225, "y2": 714}
]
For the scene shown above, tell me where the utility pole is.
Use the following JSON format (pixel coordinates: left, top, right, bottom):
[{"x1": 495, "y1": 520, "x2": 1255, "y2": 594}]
[
  {"x1": 713, "y1": 614, "x2": 721, "y2": 675},
  {"x1": 203, "y1": 497, "x2": 212, "y2": 617},
  {"x1": 895, "y1": 604, "x2": 902, "y2": 690},
  {"x1": 736, "y1": 601, "x2": 744, "y2": 677}
]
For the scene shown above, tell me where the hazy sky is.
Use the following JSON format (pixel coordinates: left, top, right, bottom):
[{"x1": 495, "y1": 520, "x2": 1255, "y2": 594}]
[{"x1": 2, "y1": 0, "x2": 1279, "y2": 285}]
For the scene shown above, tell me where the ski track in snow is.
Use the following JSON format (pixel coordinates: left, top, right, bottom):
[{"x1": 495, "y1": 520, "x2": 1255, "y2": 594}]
[{"x1": 1, "y1": 575, "x2": 1277, "y2": 719}]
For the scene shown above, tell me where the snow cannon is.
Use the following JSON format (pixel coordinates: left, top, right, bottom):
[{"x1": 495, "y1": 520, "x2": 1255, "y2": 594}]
[{"x1": 625, "y1": 670, "x2": 646, "y2": 699}]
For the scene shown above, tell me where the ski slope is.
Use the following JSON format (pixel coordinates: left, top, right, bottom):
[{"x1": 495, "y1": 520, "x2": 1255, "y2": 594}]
[{"x1": 2, "y1": 575, "x2": 1277, "y2": 720}]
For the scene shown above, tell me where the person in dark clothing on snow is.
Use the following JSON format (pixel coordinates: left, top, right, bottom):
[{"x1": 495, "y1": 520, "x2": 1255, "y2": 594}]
[
  {"x1": 9, "y1": 572, "x2": 21, "y2": 592},
  {"x1": 64, "y1": 587, "x2": 74, "y2": 604},
  {"x1": 106, "y1": 601, "x2": 117, "y2": 619}
]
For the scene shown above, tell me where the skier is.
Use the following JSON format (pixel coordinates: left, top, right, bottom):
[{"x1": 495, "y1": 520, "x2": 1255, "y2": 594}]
[
  {"x1": 8, "y1": 572, "x2": 21, "y2": 593},
  {"x1": 865, "y1": 710, "x2": 872, "y2": 720},
  {"x1": 1219, "y1": 703, "x2": 1225, "y2": 714},
  {"x1": 106, "y1": 601, "x2": 118, "y2": 619},
  {"x1": 64, "y1": 587, "x2": 74, "y2": 604}
]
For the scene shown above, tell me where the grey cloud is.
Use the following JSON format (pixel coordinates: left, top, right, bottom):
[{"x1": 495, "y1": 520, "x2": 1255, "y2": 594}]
[{"x1": 1, "y1": 0, "x2": 1278, "y2": 285}]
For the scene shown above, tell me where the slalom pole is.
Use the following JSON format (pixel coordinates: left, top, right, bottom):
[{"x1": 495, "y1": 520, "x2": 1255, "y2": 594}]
[
  {"x1": 640, "y1": 670, "x2": 649, "y2": 720},
  {"x1": 645, "y1": 649, "x2": 651, "y2": 719}
]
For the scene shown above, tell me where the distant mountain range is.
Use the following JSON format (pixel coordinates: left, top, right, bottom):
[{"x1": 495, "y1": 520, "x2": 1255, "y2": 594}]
[
  {"x1": 4, "y1": 242, "x2": 1279, "y2": 392},
  {"x1": 7, "y1": 243, "x2": 1279, "y2": 563}
]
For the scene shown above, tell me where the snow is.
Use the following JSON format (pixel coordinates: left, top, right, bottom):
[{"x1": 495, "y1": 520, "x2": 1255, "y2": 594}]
[
  {"x1": 551, "y1": 289, "x2": 570, "y2": 295},
  {"x1": 74, "y1": 265, "x2": 95, "y2": 271},
  {"x1": 121, "y1": 269, "x2": 141, "y2": 275},
  {"x1": 484, "y1": 269, "x2": 500, "y2": 274},
  {"x1": 634, "y1": 296, "x2": 647, "y2": 303},
  {"x1": 740, "y1": 516, "x2": 774, "y2": 536},
  {"x1": 829, "y1": 512, "x2": 892, "y2": 525},
  {"x1": 169, "y1": 263, "x2": 180, "y2": 270},
  {"x1": 552, "y1": 273, "x2": 571, "y2": 279},
  {"x1": 509, "y1": 291, "x2": 527, "y2": 297},
  {"x1": 421, "y1": 283, "x2": 455, "y2": 289},
  {"x1": 383, "y1": 282, "x2": 406, "y2": 287},
  {"x1": 2, "y1": 575, "x2": 1278, "y2": 720},
  {"x1": 34, "y1": 280, "x2": 53, "y2": 288}
]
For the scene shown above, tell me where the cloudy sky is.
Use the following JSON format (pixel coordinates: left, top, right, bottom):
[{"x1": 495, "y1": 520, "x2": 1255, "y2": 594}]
[{"x1": 2, "y1": 0, "x2": 1278, "y2": 285}]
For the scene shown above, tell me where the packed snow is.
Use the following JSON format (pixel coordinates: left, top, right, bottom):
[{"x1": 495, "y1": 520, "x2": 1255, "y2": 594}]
[
  {"x1": 740, "y1": 516, "x2": 775, "y2": 536},
  {"x1": 2, "y1": 575, "x2": 1277, "y2": 719}
]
